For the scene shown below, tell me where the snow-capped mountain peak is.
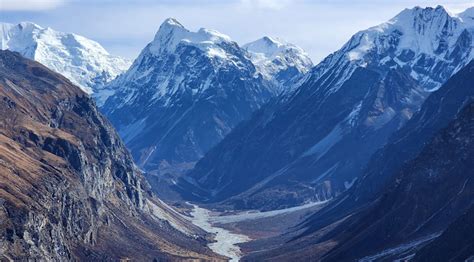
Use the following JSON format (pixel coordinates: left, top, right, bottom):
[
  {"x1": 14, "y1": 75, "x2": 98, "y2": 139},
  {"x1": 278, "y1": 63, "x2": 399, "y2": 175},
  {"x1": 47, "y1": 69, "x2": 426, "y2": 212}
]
[
  {"x1": 101, "y1": 18, "x2": 275, "y2": 171},
  {"x1": 182, "y1": 5, "x2": 474, "y2": 209},
  {"x1": 317, "y1": 5, "x2": 474, "y2": 93},
  {"x1": 149, "y1": 18, "x2": 232, "y2": 58},
  {"x1": 243, "y1": 36, "x2": 313, "y2": 91},
  {"x1": 244, "y1": 36, "x2": 290, "y2": 56},
  {"x1": 149, "y1": 18, "x2": 187, "y2": 53},
  {"x1": 0, "y1": 21, "x2": 131, "y2": 98},
  {"x1": 162, "y1": 17, "x2": 185, "y2": 28},
  {"x1": 387, "y1": 5, "x2": 455, "y2": 53},
  {"x1": 395, "y1": 5, "x2": 448, "y2": 19},
  {"x1": 346, "y1": 5, "x2": 455, "y2": 61},
  {"x1": 110, "y1": 18, "x2": 257, "y2": 107}
]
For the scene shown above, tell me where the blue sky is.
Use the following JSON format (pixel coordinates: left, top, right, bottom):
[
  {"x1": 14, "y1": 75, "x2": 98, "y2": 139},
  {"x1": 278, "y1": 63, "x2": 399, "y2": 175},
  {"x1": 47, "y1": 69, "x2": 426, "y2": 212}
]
[{"x1": 1, "y1": 0, "x2": 473, "y2": 62}]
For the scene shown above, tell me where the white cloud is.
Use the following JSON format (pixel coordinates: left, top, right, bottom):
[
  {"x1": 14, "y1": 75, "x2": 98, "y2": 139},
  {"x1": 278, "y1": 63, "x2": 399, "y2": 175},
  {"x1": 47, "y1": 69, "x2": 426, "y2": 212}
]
[{"x1": 0, "y1": 0, "x2": 64, "y2": 11}]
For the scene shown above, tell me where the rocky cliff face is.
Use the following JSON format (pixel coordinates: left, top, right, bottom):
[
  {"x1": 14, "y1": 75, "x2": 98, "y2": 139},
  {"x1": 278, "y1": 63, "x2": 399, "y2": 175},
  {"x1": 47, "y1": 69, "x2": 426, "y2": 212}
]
[{"x1": 0, "y1": 50, "x2": 221, "y2": 261}]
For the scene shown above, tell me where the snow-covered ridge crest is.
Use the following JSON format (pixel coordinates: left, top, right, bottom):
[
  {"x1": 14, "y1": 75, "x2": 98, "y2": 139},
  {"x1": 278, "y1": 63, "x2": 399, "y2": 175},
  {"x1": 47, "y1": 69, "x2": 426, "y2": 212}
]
[
  {"x1": 245, "y1": 36, "x2": 298, "y2": 56},
  {"x1": 243, "y1": 36, "x2": 313, "y2": 91},
  {"x1": 149, "y1": 17, "x2": 233, "y2": 58},
  {"x1": 108, "y1": 17, "x2": 255, "y2": 107},
  {"x1": 244, "y1": 36, "x2": 312, "y2": 73},
  {"x1": 346, "y1": 5, "x2": 460, "y2": 62},
  {"x1": 101, "y1": 18, "x2": 278, "y2": 170},
  {"x1": 312, "y1": 5, "x2": 474, "y2": 94},
  {"x1": 0, "y1": 21, "x2": 131, "y2": 97},
  {"x1": 458, "y1": 6, "x2": 474, "y2": 27}
]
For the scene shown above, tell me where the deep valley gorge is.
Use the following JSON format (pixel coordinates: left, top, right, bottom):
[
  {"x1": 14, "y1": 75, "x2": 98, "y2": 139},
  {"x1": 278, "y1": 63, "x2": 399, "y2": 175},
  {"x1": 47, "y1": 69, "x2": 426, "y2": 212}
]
[{"x1": 1, "y1": 2, "x2": 474, "y2": 261}]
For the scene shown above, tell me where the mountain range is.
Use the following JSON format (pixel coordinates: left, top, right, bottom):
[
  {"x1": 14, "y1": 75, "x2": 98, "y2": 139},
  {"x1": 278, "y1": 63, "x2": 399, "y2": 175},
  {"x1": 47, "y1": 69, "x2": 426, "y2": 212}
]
[
  {"x1": 178, "y1": 6, "x2": 474, "y2": 211},
  {"x1": 101, "y1": 18, "x2": 312, "y2": 178},
  {"x1": 1, "y1": 4, "x2": 473, "y2": 261},
  {"x1": 246, "y1": 59, "x2": 474, "y2": 261}
]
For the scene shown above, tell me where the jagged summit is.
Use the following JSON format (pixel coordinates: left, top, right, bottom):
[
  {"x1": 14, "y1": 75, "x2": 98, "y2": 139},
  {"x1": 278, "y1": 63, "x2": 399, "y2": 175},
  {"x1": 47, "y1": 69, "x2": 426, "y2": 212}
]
[
  {"x1": 151, "y1": 18, "x2": 187, "y2": 47},
  {"x1": 316, "y1": 5, "x2": 474, "y2": 92},
  {"x1": 348, "y1": 5, "x2": 454, "y2": 60},
  {"x1": 244, "y1": 36, "x2": 310, "y2": 62},
  {"x1": 101, "y1": 18, "x2": 274, "y2": 171},
  {"x1": 245, "y1": 36, "x2": 291, "y2": 54},
  {"x1": 351, "y1": 5, "x2": 470, "y2": 56},
  {"x1": 162, "y1": 17, "x2": 185, "y2": 28},
  {"x1": 149, "y1": 18, "x2": 232, "y2": 56},
  {"x1": 243, "y1": 36, "x2": 313, "y2": 90},
  {"x1": 396, "y1": 5, "x2": 448, "y2": 17},
  {"x1": 390, "y1": 5, "x2": 453, "y2": 34},
  {"x1": 263, "y1": 36, "x2": 280, "y2": 44},
  {"x1": 7, "y1": 21, "x2": 41, "y2": 32}
]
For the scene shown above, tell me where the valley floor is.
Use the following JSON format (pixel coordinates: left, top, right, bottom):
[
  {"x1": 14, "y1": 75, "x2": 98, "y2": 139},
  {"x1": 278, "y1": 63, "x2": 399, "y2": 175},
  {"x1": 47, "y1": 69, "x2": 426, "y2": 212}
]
[{"x1": 185, "y1": 201, "x2": 329, "y2": 260}]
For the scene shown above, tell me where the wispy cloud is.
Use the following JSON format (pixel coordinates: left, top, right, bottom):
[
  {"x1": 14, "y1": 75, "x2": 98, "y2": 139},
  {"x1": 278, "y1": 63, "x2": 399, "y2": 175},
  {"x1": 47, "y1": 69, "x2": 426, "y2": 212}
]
[{"x1": 0, "y1": 0, "x2": 65, "y2": 11}]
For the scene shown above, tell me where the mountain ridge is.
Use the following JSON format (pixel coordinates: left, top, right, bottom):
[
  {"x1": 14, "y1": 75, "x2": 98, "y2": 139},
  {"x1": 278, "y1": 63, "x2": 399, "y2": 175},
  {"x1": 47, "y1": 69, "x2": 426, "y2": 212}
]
[
  {"x1": 0, "y1": 50, "x2": 222, "y2": 261},
  {"x1": 0, "y1": 21, "x2": 131, "y2": 105},
  {"x1": 180, "y1": 5, "x2": 474, "y2": 210},
  {"x1": 101, "y1": 18, "x2": 311, "y2": 181},
  {"x1": 241, "y1": 58, "x2": 474, "y2": 262},
  {"x1": 243, "y1": 36, "x2": 313, "y2": 92}
]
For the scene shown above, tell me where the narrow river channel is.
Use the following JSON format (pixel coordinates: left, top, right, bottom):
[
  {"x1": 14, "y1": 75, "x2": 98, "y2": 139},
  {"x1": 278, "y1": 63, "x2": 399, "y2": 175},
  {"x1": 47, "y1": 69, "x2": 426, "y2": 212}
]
[{"x1": 188, "y1": 204, "x2": 251, "y2": 261}]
